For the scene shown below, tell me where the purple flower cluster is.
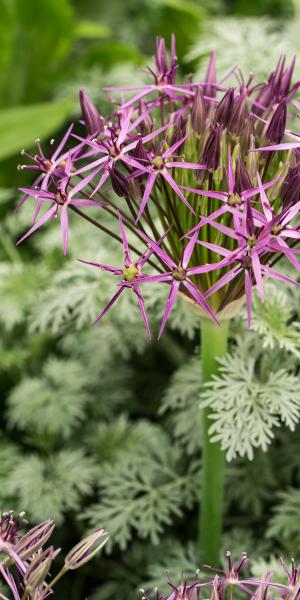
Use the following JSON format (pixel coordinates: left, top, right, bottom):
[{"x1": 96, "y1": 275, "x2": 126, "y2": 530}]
[
  {"x1": 141, "y1": 552, "x2": 300, "y2": 600},
  {"x1": 0, "y1": 511, "x2": 108, "y2": 600},
  {"x1": 17, "y1": 37, "x2": 300, "y2": 337}
]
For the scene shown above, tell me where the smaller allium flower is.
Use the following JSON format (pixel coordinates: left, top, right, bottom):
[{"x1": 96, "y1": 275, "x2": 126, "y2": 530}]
[
  {"x1": 136, "y1": 231, "x2": 226, "y2": 338},
  {"x1": 79, "y1": 212, "x2": 164, "y2": 339},
  {"x1": 17, "y1": 158, "x2": 107, "y2": 255},
  {"x1": 0, "y1": 510, "x2": 108, "y2": 600},
  {"x1": 16, "y1": 124, "x2": 83, "y2": 215},
  {"x1": 135, "y1": 132, "x2": 206, "y2": 221}
]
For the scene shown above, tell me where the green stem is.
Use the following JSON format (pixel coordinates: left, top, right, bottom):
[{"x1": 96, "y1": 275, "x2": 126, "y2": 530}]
[{"x1": 199, "y1": 318, "x2": 230, "y2": 566}]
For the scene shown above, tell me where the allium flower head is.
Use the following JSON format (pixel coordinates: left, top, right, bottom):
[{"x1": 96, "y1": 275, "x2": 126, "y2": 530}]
[{"x1": 17, "y1": 35, "x2": 300, "y2": 338}]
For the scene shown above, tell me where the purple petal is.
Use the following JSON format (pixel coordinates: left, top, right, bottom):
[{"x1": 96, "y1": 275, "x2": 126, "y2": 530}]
[
  {"x1": 197, "y1": 240, "x2": 236, "y2": 258},
  {"x1": 227, "y1": 147, "x2": 235, "y2": 195},
  {"x1": 69, "y1": 169, "x2": 99, "y2": 199},
  {"x1": 136, "y1": 172, "x2": 157, "y2": 222},
  {"x1": 256, "y1": 171, "x2": 273, "y2": 221},
  {"x1": 254, "y1": 142, "x2": 300, "y2": 151},
  {"x1": 162, "y1": 171, "x2": 195, "y2": 214},
  {"x1": 17, "y1": 204, "x2": 57, "y2": 245},
  {"x1": 132, "y1": 284, "x2": 151, "y2": 340},
  {"x1": 261, "y1": 265, "x2": 300, "y2": 287},
  {"x1": 162, "y1": 132, "x2": 191, "y2": 159},
  {"x1": 137, "y1": 230, "x2": 176, "y2": 269},
  {"x1": 71, "y1": 199, "x2": 108, "y2": 206},
  {"x1": 158, "y1": 281, "x2": 179, "y2": 340},
  {"x1": 60, "y1": 206, "x2": 69, "y2": 256},
  {"x1": 245, "y1": 270, "x2": 253, "y2": 327},
  {"x1": 182, "y1": 231, "x2": 199, "y2": 268},
  {"x1": 93, "y1": 287, "x2": 124, "y2": 324},
  {"x1": 204, "y1": 265, "x2": 242, "y2": 299},
  {"x1": 78, "y1": 258, "x2": 122, "y2": 274},
  {"x1": 118, "y1": 211, "x2": 131, "y2": 266},
  {"x1": 166, "y1": 161, "x2": 206, "y2": 170},
  {"x1": 91, "y1": 169, "x2": 111, "y2": 197},
  {"x1": 180, "y1": 186, "x2": 227, "y2": 201},
  {"x1": 117, "y1": 108, "x2": 133, "y2": 146},
  {"x1": 251, "y1": 250, "x2": 264, "y2": 301},
  {"x1": 74, "y1": 155, "x2": 108, "y2": 176},
  {"x1": 52, "y1": 124, "x2": 74, "y2": 162},
  {"x1": 183, "y1": 279, "x2": 219, "y2": 325}
]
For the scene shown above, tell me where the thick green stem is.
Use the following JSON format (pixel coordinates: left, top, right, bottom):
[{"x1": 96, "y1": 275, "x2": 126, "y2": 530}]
[{"x1": 199, "y1": 318, "x2": 230, "y2": 567}]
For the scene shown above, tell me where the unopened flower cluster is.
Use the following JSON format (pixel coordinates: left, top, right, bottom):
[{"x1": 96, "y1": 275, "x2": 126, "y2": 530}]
[
  {"x1": 0, "y1": 511, "x2": 108, "y2": 599},
  {"x1": 18, "y1": 36, "x2": 300, "y2": 337}
]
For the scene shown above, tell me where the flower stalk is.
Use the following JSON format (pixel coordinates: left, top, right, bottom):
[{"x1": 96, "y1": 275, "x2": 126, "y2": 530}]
[{"x1": 199, "y1": 318, "x2": 230, "y2": 566}]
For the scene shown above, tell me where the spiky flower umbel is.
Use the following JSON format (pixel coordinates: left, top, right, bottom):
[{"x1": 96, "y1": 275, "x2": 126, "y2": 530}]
[
  {"x1": 17, "y1": 37, "x2": 300, "y2": 337},
  {"x1": 141, "y1": 554, "x2": 300, "y2": 600},
  {"x1": 0, "y1": 511, "x2": 108, "y2": 600}
]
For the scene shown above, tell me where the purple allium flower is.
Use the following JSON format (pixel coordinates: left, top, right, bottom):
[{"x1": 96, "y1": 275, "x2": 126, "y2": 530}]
[
  {"x1": 17, "y1": 35, "x2": 300, "y2": 336},
  {"x1": 78, "y1": 212, "x2": 166, "y2": 338},
  {"x1": 18, "y1": 157, "x2": 107, "y2": 255},
  {"x1": 136, "y1": 231, "x2": 225, "y2": 337}
]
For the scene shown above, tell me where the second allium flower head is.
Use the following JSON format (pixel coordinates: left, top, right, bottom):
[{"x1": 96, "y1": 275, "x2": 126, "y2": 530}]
[{"x1": 17, "y1": 36, "x2": 300, "y2": 337}]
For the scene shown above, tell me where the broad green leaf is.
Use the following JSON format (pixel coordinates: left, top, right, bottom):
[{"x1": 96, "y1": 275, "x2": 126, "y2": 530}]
[
  {"x1": 75, "y1": 20, "x2": 111, "y2": 39},
  {"x1": 0, "y1": 0, "x2": 75, "y2": 106},
  {"x1": 83, "y1": 41, "x2": 145, "y2": 70},
  {"x1": 0, "y1": 99, "x2": 74, "y2": 161}
]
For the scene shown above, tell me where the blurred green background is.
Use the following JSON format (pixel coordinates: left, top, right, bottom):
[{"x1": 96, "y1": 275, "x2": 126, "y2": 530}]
[{"x1": 1, "y1": 0, "x2": 300, "y2": 598}]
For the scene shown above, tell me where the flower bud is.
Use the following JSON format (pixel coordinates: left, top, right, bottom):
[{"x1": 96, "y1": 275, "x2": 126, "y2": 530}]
[
  {"x1": 79, "y1": 90, "x2": 104, "y2": 136},
  {"x1": 202, "y1": 126, "x2": 221, "y2": 171},
  {"x1": 16, "y1": 519, "x2": 55, "y2": 560},
  {"x1": 266, "y1": 97, "x2": 287, "y2": 143},
  {"x1": 281, "y1": 167, "x2": 300, "y2": 208},
  {"x1": 64, "y1": 528, "x2": 109, "y2": 570},
  {"x1": 235, "y1": 158, "x2": 252, "y2": 194},
  {"x1": 192, "y1": 87, "x2": 206, "y2": 133},
  {"x1": 109, "y1": 167, "x2": 130, "y2": 198},
  {"x1": 214, "y1": 88, "x2": 234, "y2": 128},
  {"x1": 24, "y1": 546, "x2": 55, "y2": 591},
  {"x1": 230, "y1": 91, "x2": 249, "y2": 135}
]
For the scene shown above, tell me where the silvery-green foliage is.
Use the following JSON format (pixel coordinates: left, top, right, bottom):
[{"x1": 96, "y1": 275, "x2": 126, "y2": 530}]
[
  {"x1": 267, "y1": 488, "x2": 300, "y2": 544},
  {"x1": 161, "y1": 356, "x2": 202, "y2": 454},
  {"x1": 7, "y1": 358, "x2": 93, "y2": 439},
  {"x1": 200, "y1": 348, "x2": 300, "y2": 461},
  {"x1": 7, "y1": 450, "x2": 96, "y2": 524},
  {"x1": 84, "y1": 425, "x2": 198, "y2": 549},
  {"x1": 251, "y1": 285, "x2": 300, "y2": 356},
  {"x1": 188, "y1": 17, "x2": 300, "y2": 81}
]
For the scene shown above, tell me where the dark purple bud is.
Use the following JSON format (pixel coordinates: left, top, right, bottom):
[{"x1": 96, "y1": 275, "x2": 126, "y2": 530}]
[
  {"x1": 79, "y1": 90, "x2": 104, "y2": 136},
  {"x1": 240, "y1": 115, "x2": 255, "y2": 155},
  {"x1": 170, "y1": 117, "x2": 187, "y2": 146},
  {"x1": 234, "y1": 158, "x2": 252, "y2": 194},
  {"x1": 109, "y1": 167, "x2": 130, "y2": 198},
  {"x1": 134, "y1": 139, "x2": 149, "y2": 164},
  {"x1": 266, "y1": 97, "x2": 287, "y2": 143},
  {"x1": 214, "y1": 88, "x2": 234, "y2": 128},
  {"x1": 191, "y1": 87, "x2": 206, "y2": 133},
  {"x1": 281, "y1": 168, "x2": 300, "y2": 208},
  {"x1": 202, "y1": 126, "x2": 221, "y2": 171},
  {"x1": 203, "y1": 51, "x2": 216, "y2": 98},
  {"x1": 230, "y1": 90, "x2": 249, "y2": 135},
  {"x1": 155, "y1": 37, "x2": 167, "y2": 76}
]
